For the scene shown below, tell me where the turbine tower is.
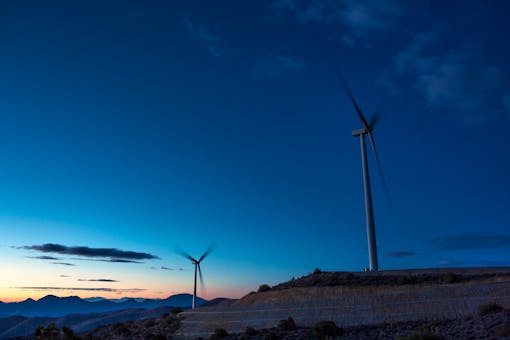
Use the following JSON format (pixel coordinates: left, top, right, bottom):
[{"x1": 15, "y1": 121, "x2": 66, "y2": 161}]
[
  {"x1": 177, "y1": 243, "x2": 215, "y2": 309},
  {"x1": 340, "y1": 77, "x2": 388, "y2": 272}
]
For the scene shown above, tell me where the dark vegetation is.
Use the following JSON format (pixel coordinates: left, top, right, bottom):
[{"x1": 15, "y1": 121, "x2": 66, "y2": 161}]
[
  {"x1": 257, "y1": 284, "x2": 271, "y2": 293},
  {"x1": 268, "y1": 270, "x2": 509, "y2": 290},
  {"x1": 34, "y1": 323, "x2": 80, "y2": 339},
  {"x1": 478, "y1": 302, "x2": 504, "y2": 316}
]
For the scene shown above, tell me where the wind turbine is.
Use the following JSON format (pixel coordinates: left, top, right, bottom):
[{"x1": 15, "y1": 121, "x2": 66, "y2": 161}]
[
  {"x1": 176, "y1": 243, "x2": 215, "y2": 309},
  {"x1": 340, "y1": 76, "x2": 389, "y2": 272}
]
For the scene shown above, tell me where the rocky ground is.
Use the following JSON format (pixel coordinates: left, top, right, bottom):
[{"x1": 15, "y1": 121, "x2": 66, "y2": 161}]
[{"x1": 78, "y1": 305, "x2": 510, "y2": 339}]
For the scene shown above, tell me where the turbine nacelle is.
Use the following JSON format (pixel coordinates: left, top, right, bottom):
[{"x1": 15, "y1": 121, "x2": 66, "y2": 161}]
[{"x1": 176, "y1": 243, "x2": 216, "y2": 309}]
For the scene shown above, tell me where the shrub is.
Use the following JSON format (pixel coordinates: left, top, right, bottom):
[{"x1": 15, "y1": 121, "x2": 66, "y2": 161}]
[
  {"x1": 144, "y1": 319, "x2": 157, "y2": 328},
  {"x1": 258, "y1": 284, "x2": 271, "y2": 292},
  {"x1": 171, "y1": 306, "x2": 184, "y2": 314},
  {"x1": 62, "y1": 326, "x2": 79, "y2": 340},
  {"x1": 399, "y1": 329, "x2": 444, "y2": 340},
  {"x1": 495, "y1": 324, "x2": 510, "y2": 337},
  {"x1": 245, "y1": 326, "x2": 258, "y2": 336},
  {"x1": 345, "y1": 273, "x2": 354, "y2": 280},
  {"x1": 313, "y1": 268, "x2": 322, "y2": 274},
  {"x1": 398, "y1": 276, "x2": 416, "y2": 285},
  {"x1": 478, "y1": 302, "x2": 503, "y2": 316},
  {"x1": 441, "y1": 272, "x2": 459, "y2": 284},
  {"x1": 34, "y1": 323, "x2": 61, "y2": 340},
  {"x1": 112, "y1": 323, "x2": 130, "y2": 336},
  {"x1": 314, "y1": 320, "x2": 344, "y2": 337},
  {"x1": 264, "y1": 332, "x2": 278, "y2": 340},
  {"x1": 278, "y1": 317, "x2": 296, "y2": 331},
  {"x1": 160, "y1": 312, "x2": 170, "y2": 319},
  {"x1": 211, "y1": 328, "x2": 228, "y2": 339}
]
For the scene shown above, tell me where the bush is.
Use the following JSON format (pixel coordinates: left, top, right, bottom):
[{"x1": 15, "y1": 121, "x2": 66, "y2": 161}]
[
  {"x1": 314, "y1": 320, "x2": 344, "y2": 337},
  {"x1": 258, "y1": 284, "x2": 271, "y2": 292},
  {"x1": 211, "y1": 328, "x2": 228, "y2": 339},
  {"x1": 62, "y1": 326, "x2": 79, "y2": 340},
  {"x1": 345, "y1": 273, "x2": 354, "y2": 280},
  {"x1": 398, "y1": 276, "x2": 416, "y2": 285},
  {"x1": 244, "y1": 326, "x2": 258, "y2": 336},
  {"x1": 399, "y1": 329, "x2": 444, "y2": 340},
  {"x1": 171, "y1": 306, "x2": 184, "y2": 314},
  {"x1": 112, "y1": 322, "x2": 130, "y2": 336},
  {"x1": 495, "y1": 324, "x2": 510, "y2": 337},
  {"x1": 313, "y1": 268, "x2": 322, "y2": 274},
  {"x1": 34, "y1": 323, "x2": 61, "y2": 339},
  {"x1": 144, "y1": 319, "x2": 157, "y2": 328},
  {"x1": 478, "y1": 302, "x2": 503, "y2": 316},
  {"x1": 277, "y1": 317, "x2": 296, "y2": 331},
  {"x1": 160, "y1": 312, "x2": 170, "y2": 319},
  {"x1": 441, "y1": 272, "x2": 460, "y2": 284},
  {"x1": 264, "y1": 332, "x2": 277, "y2": 340}
]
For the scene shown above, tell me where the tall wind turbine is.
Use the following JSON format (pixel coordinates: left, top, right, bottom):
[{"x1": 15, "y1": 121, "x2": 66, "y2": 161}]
[
  {"x1": 340, "y1": 77, "x2": 389, "y2": 272},
  {"x1": 177, "y1": 243, "x2": 215, "y2": 309}
]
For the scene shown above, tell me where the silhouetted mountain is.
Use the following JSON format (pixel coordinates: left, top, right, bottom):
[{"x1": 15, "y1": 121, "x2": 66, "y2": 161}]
[
  {"x1": 0, "y1": 306, "x2": 177, "y2": 338},
  {"x1": 0, "y1": 294, "x2": 206, "y2": 318}
]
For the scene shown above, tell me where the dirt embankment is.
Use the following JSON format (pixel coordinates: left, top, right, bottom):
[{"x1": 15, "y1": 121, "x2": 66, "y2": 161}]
[{"x1": 176, "y1": 268, "x2": 510, "y2": 338}]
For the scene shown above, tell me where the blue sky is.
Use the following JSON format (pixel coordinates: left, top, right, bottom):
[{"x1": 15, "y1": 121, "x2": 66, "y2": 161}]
[{"x1": 0, "y1": 0, "x2": 509, "y2": 301}]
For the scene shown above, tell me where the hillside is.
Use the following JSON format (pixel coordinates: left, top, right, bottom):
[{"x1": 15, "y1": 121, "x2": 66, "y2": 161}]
[
  {"x1": 0, "y1": 294, "x2": 206, "y2": 318},
  {"x1": 175, "y1": 267, "x2": 510, "y2": 337}
]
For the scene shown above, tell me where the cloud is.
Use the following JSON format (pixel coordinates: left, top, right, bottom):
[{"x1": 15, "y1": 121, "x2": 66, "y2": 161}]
[
  {"x1": 28, "y1": 256, "x2": 61, "y2": 260},
  {"x1": 385, "y1": 251, "x2": 418, "y2": 258},
  {"x1": 52, "y1": 262, "x2": 75, "y2": 266},
  {"x1": 14, "y1": 287, "x2": 145, "y2": 293},
  {"x1": 435, "y1": 259, "x2": 510, "y2": 267},
  {"x1": 256, "y1": 54, "x2": 304, "y2": 77},
  {"x1": 60, "y1": 275, "x2": 70, "y2": 277},
  {"x1": 183, "y1": 17, "x2": 231, "y2": 58},
  {"x1": 77, "y1": 279, "x2": 119, "y2": 282},
  {"x1": 22, "y1": 243, "x2": 159, "y2": 262},
  {"x1": 394, "y1": 31, "x2": 510, "y2": 124},
  {"x1": 429, "y1": 234, "x2": 510, "y2": 251},
  {"x1": 161, "y1": 266, "x2": 174, "y2": 271},
  {"x1": 270, "y1": 0, "x2": 405, "y2": 43}
]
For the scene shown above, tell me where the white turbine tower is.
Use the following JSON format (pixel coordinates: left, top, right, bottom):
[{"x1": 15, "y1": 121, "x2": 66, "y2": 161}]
[
  {"x1": 340, "y1": 76, "x2": 390, "y2": 272},
  {"x1": 177, "y1": 243, "x2": 215, "y2": 309}
]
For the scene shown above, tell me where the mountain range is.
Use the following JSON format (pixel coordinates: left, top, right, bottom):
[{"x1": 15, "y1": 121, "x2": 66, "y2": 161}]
[{"x1": 0, "y1": 294, "x2": 206, "y2": 318}]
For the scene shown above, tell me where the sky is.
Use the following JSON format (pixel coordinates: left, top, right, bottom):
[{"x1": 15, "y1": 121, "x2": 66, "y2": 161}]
[{"x1": 0, "y1": 0, "x2": 509, "y2": 302}]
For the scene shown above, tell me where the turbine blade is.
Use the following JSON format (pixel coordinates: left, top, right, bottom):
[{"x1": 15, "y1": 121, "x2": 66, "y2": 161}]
[
  {"x1": 337, "y1": 73, "x2": 369, "y2": 128},
  {"x1": 175, "y1": 247, "x2": 197, "y2": 263},
  {"x1": 367, "y1": 132, "x2": 393, "y2": 211},
  {"x1": 198, "y1": 264, "x2": 206, "y2": 298},
  {"x1": 198, "y1": 242, "x2": 216, "y2": 263}
]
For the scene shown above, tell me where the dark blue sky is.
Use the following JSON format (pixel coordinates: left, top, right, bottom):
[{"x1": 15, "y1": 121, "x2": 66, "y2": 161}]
[{"x1": 1, "y1": 0, "x2": 509, "y2": 300}]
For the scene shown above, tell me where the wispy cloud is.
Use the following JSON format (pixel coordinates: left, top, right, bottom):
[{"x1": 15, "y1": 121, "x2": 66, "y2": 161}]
[
  {"x1": 183, "y1": 17, "x2": 232, "y2": 58},
  {"x1": 77, "y1": 279, "x2": 119, "y2": 282},
  {"x1": 394, "y1": 30, "x2": 510, "y2": 124},
  {"x1": 22, "y1": 243, "x2": 159, "y2": 262},
  {"x1": 52, "y1": 262, "x2": 75, "y2": 266},
  {"x1": 269, "y1": 0, "x2": 405, "y2": 44},
  {"x1": 385, "y1": 251, "x2": 418, "y2": 258},
  {"x1": 429, "y1": 234, "x2": 510, "y2": 251},
  {"x1": 435, "y1": 259, "x2": 510, "y2": 267},
  {"x1": 161, "y1": 266, "x2": 184, "y2": 271},
  {"x1": 14, "y1": 287, "x2": 145, "y2": 293},
  {"x1": 28, "y1": 256, "x2": 61, "y2": 260},
  {"x1": 60, "y1": 275, "x2": 70, "y2": 277},
  {"x1": 256, "y1": 54, "x2": 304, "y2": 77}
]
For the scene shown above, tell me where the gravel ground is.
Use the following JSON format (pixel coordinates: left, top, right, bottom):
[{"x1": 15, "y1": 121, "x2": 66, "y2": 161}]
[{"x1": 82, "y1": 308, "x2": 510, "y2": 339}]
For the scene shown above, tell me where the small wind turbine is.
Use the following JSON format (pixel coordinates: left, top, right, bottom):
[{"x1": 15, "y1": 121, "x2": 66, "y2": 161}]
[
  {"x1": 177, "y1": 243, "x2": 215, "y2": 309},
  {"x1": 339, "y1": 76, "x2": 390, "y2": 272}
]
